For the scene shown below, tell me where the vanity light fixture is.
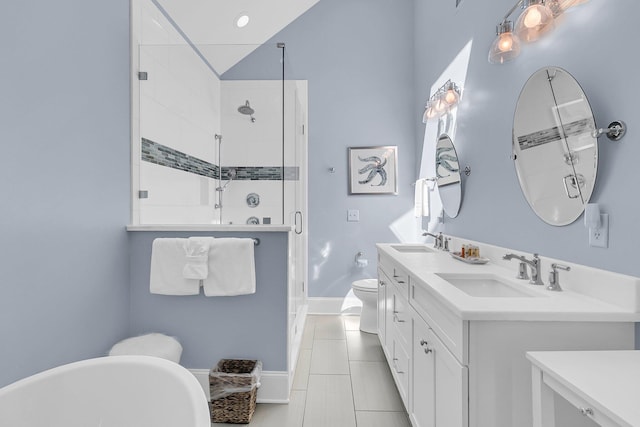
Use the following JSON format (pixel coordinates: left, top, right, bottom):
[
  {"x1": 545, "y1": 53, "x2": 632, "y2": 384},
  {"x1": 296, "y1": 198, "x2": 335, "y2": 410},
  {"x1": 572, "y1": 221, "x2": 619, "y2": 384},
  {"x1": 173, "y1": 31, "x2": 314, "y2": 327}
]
[
  {"x1": 422, "y1": 80, "x2": 461, "y2": 123},
  {"x1": 488, "y1": 0, "x2": 583, "y2": 64},
  {"x1": 488, "y1": 21, "x2": 521, "y2": 64}
]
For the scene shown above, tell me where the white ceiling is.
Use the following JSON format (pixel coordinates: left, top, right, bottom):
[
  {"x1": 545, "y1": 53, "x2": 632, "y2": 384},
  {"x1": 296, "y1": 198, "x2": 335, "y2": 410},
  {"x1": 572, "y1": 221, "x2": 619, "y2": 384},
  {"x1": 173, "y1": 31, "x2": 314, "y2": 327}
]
[{"x1": 155, "y1": 0, "x2": 321, "y2": 75}]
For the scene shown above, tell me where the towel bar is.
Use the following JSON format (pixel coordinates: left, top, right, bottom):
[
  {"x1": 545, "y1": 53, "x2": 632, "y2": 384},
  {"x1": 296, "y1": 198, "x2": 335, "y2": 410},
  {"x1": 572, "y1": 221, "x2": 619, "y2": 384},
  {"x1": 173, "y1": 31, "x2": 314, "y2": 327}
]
[{"x1": 252, "y1": 238, "x2": 260, "y2": 246}]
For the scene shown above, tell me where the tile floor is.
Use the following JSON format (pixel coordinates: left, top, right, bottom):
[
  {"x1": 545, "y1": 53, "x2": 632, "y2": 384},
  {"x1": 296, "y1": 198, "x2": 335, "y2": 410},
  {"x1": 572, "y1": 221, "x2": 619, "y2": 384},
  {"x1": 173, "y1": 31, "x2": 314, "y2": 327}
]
[{"x1": 212, "y1": 315, "x2": 411, "y2": 427}]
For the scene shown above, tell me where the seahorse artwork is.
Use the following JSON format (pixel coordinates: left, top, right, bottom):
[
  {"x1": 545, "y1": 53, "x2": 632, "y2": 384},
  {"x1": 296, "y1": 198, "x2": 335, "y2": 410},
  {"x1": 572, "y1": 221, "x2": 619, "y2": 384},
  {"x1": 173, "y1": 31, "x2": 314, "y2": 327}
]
[{"x1": 357, "y1": 155, "x2": 388, "y2": 186}]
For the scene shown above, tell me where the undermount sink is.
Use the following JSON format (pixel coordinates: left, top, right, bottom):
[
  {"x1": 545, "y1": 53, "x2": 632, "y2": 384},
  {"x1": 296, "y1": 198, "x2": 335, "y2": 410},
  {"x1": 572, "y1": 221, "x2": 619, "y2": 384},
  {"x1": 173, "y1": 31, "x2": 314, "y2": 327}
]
[
  {"x1": 390, "y1": 244, "x2": 435, "y2": 253},
  {"x1": 436, "y1": 273, "x2": 542, "y2": 298}
]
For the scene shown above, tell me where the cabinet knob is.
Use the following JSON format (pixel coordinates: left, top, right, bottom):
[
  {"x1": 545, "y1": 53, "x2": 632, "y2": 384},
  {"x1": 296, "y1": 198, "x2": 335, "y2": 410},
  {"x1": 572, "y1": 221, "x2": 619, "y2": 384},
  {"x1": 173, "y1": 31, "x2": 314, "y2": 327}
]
[
  {"x1": 379, "y1": 280, "x2": 386, "y2": 287},
  {"x1": 420, "y1": 339, "x2": 428, "y2": 346},
  {"x1": 424, "y1": 347, "x2": 433, "y2": 354},
  {"x1": 579, "y1": 407, "x2": 594, "y2": 417}
]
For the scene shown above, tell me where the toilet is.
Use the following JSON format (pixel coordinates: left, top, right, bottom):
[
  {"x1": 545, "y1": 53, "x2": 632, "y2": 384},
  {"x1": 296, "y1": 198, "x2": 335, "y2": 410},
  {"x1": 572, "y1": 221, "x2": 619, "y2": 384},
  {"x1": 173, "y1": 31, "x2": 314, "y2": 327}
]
[
  {"x1": 109, "y1": 333, "x2": 183, "y2": 363},
  {"x1": 351, "y1": 279, "x2": 378, "y2": 334}
]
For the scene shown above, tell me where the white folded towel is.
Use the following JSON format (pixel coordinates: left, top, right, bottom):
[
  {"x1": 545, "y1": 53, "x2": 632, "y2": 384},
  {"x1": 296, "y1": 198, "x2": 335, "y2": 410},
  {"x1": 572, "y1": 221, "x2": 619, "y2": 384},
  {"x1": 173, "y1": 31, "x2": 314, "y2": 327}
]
[
  {"x1": 150, "y1": 238, "x2": 201, "y2": 295},
  {"x1": 414, "y1": 179, "x2": 431, "y2": 217},
  {"x1": 203, "y1": 238, "x2": 256, "y2": 297},
  {"x1": 183, "y1": 237, "x2": 214, "y2": 280}
]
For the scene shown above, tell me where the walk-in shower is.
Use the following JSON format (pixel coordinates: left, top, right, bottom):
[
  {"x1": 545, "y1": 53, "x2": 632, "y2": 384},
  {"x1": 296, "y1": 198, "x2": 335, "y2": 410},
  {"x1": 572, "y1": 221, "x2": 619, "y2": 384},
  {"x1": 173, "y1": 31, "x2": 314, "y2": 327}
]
[
  {"x1": 238, "y1": 100, "x2": 256, "y2": 123},
  {"x1": 134, "y1": 40, "x2": 306, "y2": 228}
]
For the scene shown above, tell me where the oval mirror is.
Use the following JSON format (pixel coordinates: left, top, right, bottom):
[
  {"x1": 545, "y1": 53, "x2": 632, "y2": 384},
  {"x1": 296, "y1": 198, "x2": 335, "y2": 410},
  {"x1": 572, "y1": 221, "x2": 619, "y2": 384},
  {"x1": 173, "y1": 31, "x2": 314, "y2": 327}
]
[
  {"x1": 513, "y1": 67, "x2": 598, "y2": 226},
  {"x1": 436, "y1": 133, "x2": 462, "y2": 218}
]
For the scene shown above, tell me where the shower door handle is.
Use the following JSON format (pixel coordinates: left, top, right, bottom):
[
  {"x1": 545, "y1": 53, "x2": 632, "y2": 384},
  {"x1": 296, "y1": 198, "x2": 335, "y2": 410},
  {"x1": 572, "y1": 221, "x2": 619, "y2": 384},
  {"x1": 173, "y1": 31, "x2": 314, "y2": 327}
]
[{"x1": 295, "y1": 211, "x2": 303, "y2": 235}]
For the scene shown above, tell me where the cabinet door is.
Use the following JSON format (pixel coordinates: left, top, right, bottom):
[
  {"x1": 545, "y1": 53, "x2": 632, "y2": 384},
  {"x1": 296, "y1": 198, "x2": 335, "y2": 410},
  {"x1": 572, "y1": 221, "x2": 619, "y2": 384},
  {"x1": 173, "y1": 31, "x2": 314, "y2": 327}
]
[
  {"x1": 412, "y1": 317, "x2": 435, "y2": 427},
  {"x1": 429, "y1": 328, "x2": 468, "y2": 427},
  {"x1": 377, "y1": 270, "x2": 388, "y2": 347},
  {"x1": 384, "y1": 280, "x2": 395, "y2": 358}
]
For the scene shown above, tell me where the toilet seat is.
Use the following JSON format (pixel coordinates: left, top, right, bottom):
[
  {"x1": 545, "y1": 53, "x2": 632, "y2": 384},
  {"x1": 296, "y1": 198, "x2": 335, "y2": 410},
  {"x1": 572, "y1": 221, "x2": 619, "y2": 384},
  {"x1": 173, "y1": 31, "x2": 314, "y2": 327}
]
[{"x1": 352, "y1": 279, "x2": 378, "y2": 292}]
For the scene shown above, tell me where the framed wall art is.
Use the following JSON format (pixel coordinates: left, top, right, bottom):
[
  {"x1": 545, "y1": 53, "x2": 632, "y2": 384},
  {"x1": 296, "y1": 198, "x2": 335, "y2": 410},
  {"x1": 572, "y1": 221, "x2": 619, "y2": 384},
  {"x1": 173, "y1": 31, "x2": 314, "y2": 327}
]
[{"x1": 348, "y1": 146, "x2": 398, "y2": 195}]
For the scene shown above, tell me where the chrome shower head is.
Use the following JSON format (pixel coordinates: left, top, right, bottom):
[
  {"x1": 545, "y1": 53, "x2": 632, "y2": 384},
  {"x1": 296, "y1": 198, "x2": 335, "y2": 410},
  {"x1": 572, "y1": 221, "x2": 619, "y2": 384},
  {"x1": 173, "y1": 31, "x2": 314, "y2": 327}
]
[{"x1": 238, "y1": 100, "x2": 256, "y2": 122}]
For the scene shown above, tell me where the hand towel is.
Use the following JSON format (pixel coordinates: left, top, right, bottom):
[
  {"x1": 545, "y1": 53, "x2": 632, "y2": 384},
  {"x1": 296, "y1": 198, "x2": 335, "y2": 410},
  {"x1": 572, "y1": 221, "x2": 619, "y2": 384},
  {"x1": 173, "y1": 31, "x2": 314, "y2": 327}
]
[
  {"x1": 150, "y1": 238, "x2": 201, "y2": 295},
  {"x1": 203, "y1": 238, "x2": 256, "y2": 296},
  {"x1": 414, "y1": 179, "x2": 431, "y2": 217},
  {"x1": 183, "y1": 237, "x2": 214, "y2": 280}
]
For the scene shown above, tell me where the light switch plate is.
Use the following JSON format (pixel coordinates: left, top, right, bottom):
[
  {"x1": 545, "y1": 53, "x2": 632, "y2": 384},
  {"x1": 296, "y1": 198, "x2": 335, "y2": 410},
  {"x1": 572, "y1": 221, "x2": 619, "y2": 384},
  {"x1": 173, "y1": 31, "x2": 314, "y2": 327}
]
[
  {"x1": 347, "y1": 209, "x2": 360, "y2": 222},
  {"x1": 589, "y1": 214, "x2": 609, "y2": 248}
]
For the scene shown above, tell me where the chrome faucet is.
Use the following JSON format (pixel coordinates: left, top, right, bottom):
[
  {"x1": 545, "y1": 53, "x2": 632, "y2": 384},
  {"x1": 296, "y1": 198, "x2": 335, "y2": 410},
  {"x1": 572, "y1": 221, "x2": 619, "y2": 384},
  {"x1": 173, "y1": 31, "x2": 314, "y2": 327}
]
[
  {"x1": 547, "y1": 263, "x2": 570, "y2": 292},
  {"x1": 422, "y1": 231, "x2": 443, "y2": 249},
  {"x1": 503, "y1": 253, "x2": 544, "y2": 286}
]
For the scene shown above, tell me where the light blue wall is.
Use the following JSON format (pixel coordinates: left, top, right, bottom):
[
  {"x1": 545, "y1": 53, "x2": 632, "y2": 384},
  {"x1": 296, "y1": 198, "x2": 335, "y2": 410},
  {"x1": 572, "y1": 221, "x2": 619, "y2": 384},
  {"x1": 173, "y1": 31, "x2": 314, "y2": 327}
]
[
  {"x1": 414, "y1": 0, "x2": 640, "y2": 276},
  {"x1": 225, "y1": 0, "x2": 417, "y2": 298},
  {"x1": 413, "y1": 1, "x2": 640, "y2": 344},
  {"x1": 128, "y1": 231, "x2": 289, "y2": 371},
  {"x1": 0, "y1": 1, "x2": 131, "y2": 386}
]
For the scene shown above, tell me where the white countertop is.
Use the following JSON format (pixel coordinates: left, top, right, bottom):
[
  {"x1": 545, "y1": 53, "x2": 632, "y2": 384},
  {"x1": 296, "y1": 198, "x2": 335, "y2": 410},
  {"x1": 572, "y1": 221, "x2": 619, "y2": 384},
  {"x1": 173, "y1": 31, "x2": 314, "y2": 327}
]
[
  {"x1": 377, "y1": 243, "x2": 640, "y2": 322},
  {"x1": 527, "y1": 350, "x2": 640, "y2": 426}
]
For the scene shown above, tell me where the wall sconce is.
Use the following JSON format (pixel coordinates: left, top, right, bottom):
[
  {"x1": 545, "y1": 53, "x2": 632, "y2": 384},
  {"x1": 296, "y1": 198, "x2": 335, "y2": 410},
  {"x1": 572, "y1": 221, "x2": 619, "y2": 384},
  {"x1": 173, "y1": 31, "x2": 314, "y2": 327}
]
[
  {"x1": 422, "y1": 80, "x2": 461, "y2": 123},
  {"x1": 488, "y1": 0, "x2": 584, "y2": 64}
]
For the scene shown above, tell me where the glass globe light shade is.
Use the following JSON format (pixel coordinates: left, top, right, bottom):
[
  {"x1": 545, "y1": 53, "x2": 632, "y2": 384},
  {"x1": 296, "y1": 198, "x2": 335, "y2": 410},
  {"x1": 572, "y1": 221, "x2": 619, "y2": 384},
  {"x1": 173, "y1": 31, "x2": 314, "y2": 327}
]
[
  {"x1": 515, "y1": 0, "x2": 555, "y2": 43},
  {"x1": 488, "y1": 21, "x2": 522, "y2": 64},
  {"x1": 433, "y1": 93, "x2": 448, "y2": 113},
  {"x1": 422, "y1": 102, "x2": 437, "y2": 123},
  {"x1": 443, "y1": 83, "x2": 460, "y2": 106}
]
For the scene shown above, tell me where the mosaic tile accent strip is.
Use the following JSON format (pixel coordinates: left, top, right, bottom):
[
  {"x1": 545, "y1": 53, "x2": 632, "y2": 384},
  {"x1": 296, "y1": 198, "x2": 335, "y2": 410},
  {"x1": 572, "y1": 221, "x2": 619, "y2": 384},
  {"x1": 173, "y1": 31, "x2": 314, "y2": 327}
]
[
  {"x1": 142, "y1": 138, "x2": 299, "y2": 181},
  {"x1": 142, "y1": 138, "x2": 219, "y2": 178}
]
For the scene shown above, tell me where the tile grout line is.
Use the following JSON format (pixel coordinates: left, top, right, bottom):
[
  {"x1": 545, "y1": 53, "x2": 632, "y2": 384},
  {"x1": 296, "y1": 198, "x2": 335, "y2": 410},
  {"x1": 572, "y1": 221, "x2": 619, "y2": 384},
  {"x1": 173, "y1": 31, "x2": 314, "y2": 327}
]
[
  {"x1": 344, "y1": 316, "x2": 359, "y2": 427},
  {"x1": 300, "y1": 320, "x2": 315, "y2": 427}
]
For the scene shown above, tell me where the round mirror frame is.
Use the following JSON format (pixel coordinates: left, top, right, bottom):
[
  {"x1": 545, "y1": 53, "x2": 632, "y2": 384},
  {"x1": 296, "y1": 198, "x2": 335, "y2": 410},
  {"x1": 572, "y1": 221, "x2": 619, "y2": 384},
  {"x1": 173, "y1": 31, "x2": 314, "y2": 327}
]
[
  {"x1": 512, "y1": 66, "x2": 598, "y2": 226},
  {"x1": 435, "y1": 133, "x2": 462, "y2": 218}
]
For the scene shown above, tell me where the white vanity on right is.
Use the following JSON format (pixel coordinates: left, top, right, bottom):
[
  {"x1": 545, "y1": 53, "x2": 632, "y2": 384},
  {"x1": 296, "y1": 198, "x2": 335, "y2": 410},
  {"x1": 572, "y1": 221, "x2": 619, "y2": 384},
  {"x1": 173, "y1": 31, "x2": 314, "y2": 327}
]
[{"x1": 377, "y1": 238, "x2": 640, "y2": 427}]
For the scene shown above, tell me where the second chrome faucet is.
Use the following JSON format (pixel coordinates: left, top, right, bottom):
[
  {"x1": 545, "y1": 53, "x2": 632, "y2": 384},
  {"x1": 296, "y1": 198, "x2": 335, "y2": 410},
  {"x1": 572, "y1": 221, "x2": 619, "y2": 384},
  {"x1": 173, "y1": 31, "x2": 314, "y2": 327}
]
[{"x1": 503, "y1": 253, "x2": 544, "y2": 286}]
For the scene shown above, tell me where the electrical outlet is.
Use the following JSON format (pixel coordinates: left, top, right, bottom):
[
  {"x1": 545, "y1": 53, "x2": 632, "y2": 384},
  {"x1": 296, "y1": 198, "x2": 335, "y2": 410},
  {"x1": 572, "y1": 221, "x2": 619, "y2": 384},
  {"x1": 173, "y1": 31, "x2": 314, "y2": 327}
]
[
  {"x1": 347, "y1": 209, "x2": 360, "y2": 222},
  {"x1": 589, "y1": 214, "x2": 609, "y2": 248}
]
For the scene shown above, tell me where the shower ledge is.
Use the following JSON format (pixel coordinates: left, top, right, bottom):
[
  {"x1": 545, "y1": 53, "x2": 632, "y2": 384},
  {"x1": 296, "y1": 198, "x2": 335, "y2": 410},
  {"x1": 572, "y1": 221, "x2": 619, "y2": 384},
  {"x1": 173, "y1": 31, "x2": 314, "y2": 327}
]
[{"x1": 126, "y1": 224, "x2": 293, "y2": 232}]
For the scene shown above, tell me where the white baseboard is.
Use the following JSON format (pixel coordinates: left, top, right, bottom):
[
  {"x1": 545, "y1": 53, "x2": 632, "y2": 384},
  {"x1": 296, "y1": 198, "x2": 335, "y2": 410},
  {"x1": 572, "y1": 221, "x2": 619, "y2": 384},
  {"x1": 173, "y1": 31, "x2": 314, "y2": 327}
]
[
  {"x1": 308, "y1": 297, "x2": 362, "y2": 315},
  {"x1": 190, "y1": 369, "x2": 290, "y2": 403}
]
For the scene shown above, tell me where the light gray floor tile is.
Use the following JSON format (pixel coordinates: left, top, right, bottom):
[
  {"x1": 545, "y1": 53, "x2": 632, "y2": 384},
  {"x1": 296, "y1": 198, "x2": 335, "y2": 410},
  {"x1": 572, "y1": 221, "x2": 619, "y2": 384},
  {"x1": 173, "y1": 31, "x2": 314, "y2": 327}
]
[
  {"x1": 303, "y1": 375, "x2": 356, "y2": 427},
  {"x1": 350, "y1": 361, "x2": 404, "y2": 411},
  {"x1": 346, "y1": 330, "x2": 385, "y2": 362},
  {"x1": 356, "y1": 410, "x2": 412, "y2": 427},
  {"x1": 292, "y1": 348, "x2": 312, "y2": 390},
  {"x1": 301, "y1": 321, "x2": 315, "y2": 349},
  {"x1": 310, "y1": 339, "x2": 350, "y2": 374},
  {"x1": 343, "y1": 315, "x2": 361, "y2": 331},
  {"x1": 313, "y1": 316, "x2": 346, "y2": 340},
  {"x1": 245, "y1": 390, "x2": 306, "y2": 427}
]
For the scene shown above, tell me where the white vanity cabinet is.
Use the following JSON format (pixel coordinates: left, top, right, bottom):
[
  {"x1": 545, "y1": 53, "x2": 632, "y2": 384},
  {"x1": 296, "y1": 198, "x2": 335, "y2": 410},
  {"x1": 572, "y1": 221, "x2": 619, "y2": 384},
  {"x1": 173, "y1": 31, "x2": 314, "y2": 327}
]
[
  {"x1": 377, "y1": 245, "x2": 637, "y2": 427},
  {"x1": 412, "y1": 313, "x2": 468, "y2": 427},
  {"x1": 378, "y1": 256, "x2": 413, "y2": 408},
  {"x1": 379, "y1": 252, "x2": 468, "y2": 424}
]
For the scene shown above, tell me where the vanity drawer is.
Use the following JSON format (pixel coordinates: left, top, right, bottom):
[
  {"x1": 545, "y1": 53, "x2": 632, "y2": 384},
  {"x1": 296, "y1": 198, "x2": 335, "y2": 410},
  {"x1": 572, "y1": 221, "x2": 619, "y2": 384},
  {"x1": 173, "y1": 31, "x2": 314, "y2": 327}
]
[
  {"x1": 542, "y1": 374, "x2": 613, "y2": 427},
  {"x1": 378, "y1": 254, "x2": 410, "y2": 298},
  {"x1": 392, "y1": 338, "x2": 410, "y2": 406},
  {"x1": 391, "y1": 287, "x2": 412, "y2": 347},
  {"x1": 411, "y1": 282, "x2": 468, "y2": 365}
]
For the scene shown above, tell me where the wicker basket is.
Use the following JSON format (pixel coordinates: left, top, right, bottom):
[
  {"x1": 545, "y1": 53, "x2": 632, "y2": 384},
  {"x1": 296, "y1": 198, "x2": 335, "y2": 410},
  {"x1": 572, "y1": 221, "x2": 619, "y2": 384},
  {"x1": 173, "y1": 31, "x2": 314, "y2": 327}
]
[{"x1": 209, "y1": 359, "x2": 261, "y2": 424}]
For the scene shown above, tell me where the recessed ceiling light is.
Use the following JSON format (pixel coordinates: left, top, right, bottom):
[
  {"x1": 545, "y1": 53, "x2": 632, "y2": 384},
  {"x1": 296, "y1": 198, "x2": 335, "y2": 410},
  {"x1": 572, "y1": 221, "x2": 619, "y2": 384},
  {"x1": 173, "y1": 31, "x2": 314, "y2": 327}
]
[{"x1": 236, "y1": 14, "x2": 250, "y2": 28}]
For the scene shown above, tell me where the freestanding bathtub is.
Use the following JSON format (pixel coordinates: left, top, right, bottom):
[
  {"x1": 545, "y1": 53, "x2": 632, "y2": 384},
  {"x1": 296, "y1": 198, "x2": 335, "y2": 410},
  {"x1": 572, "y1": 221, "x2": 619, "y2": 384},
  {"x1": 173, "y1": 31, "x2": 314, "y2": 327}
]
[{"x1": 0, "y1": 355, "x2": 211, "y2": 427}]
